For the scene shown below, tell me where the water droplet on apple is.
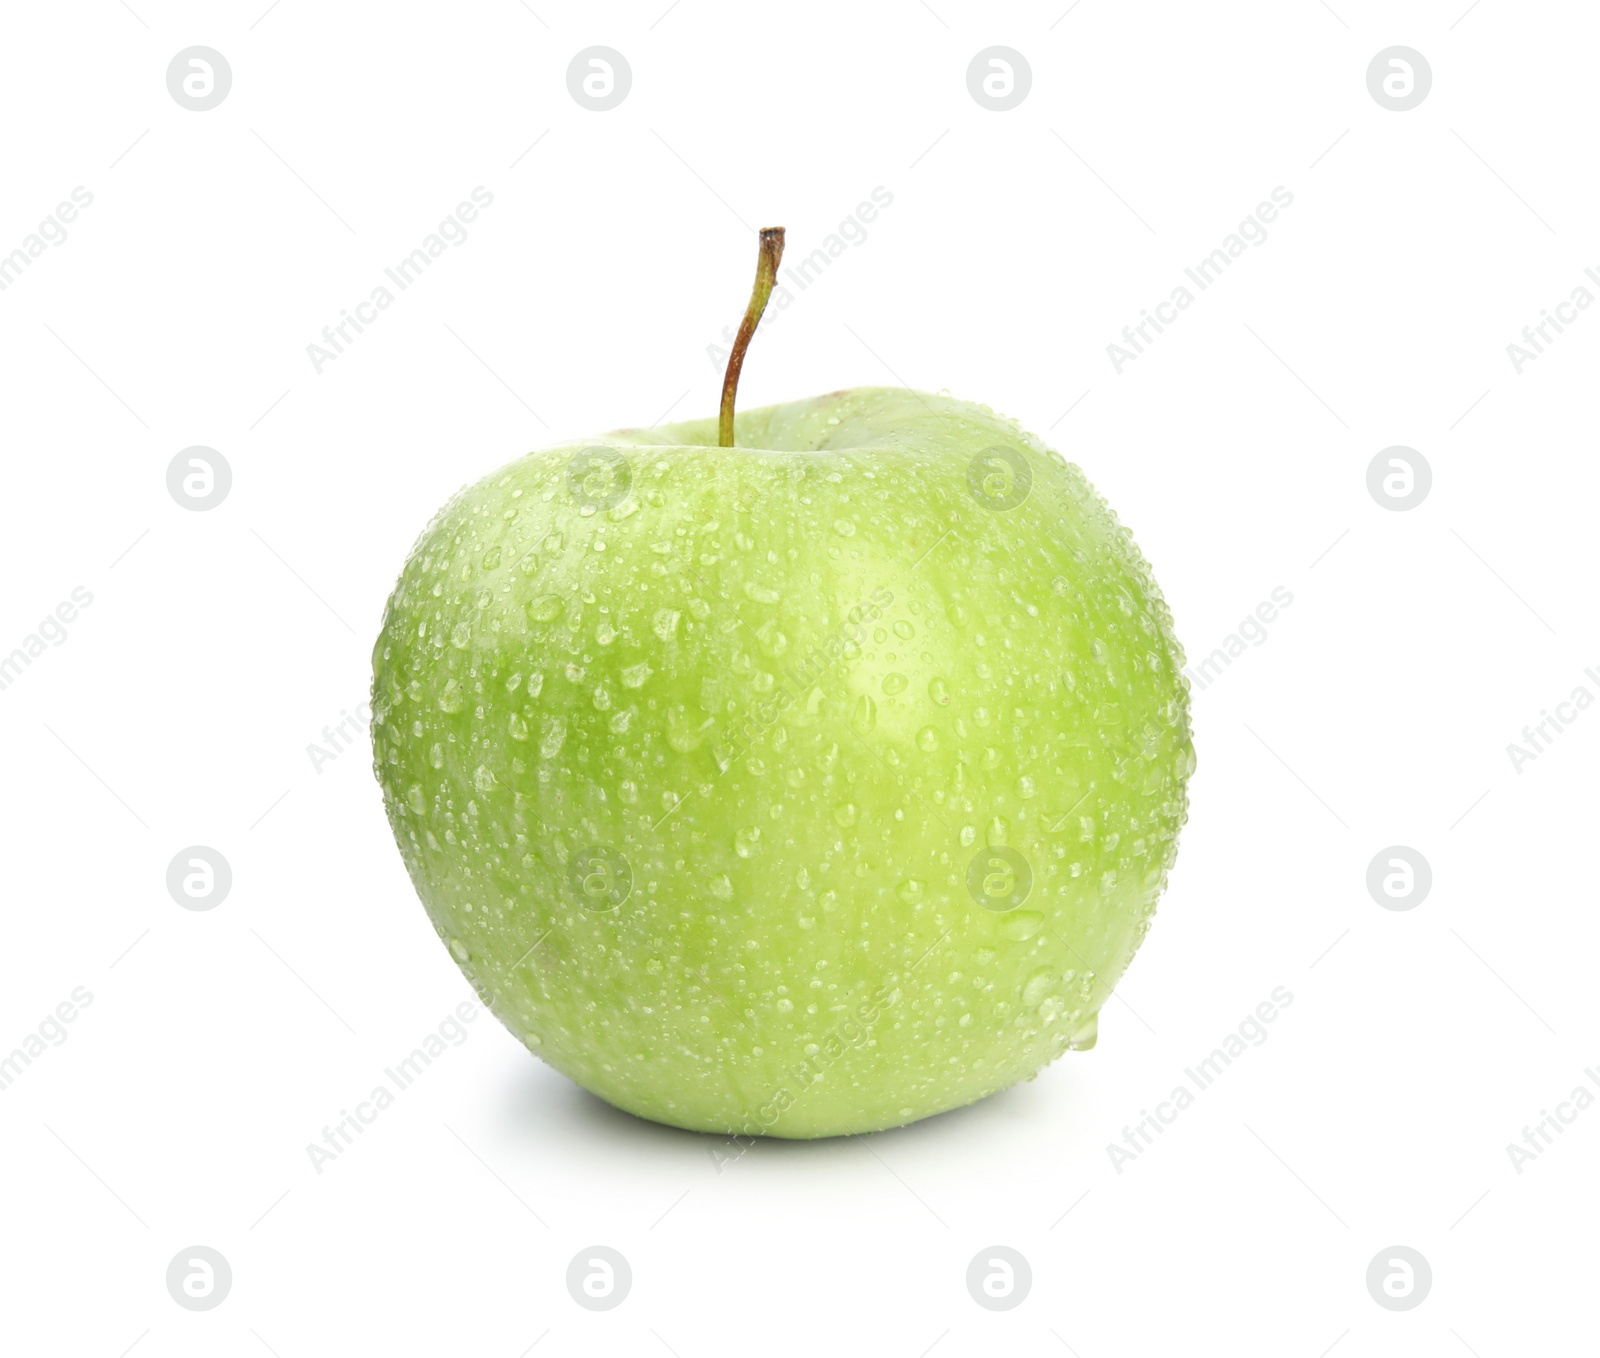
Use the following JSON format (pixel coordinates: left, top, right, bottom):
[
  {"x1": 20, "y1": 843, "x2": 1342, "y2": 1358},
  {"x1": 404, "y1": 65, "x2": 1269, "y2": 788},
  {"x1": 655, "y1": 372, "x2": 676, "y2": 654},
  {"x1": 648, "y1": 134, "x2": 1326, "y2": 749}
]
[
  {"x1": 833, "y1": 802, "x2": 858, "y2": 827},
  {"x1": 1022, "y1": 969, "x2": 1054, "y2": 1007},
  {"x1": 833, "y1": 518, "x2": 856, "y2": 537},
  {"x1": 1000, "y1": 910, "x2": 1043, "y2": 940},
  {"x1": 474, "y1": 765, "x2": 496, "y2": 794},
  {"x1": 744, "y1": 581, "x2": 781, "y2": 605},
  {"x1": 928, "y1": 676, "x2": 950, "y2": 705},
  {"x1": 881, "y1": 673, "x2": 907, "y2": 695},
  {"x1": 508, "y1": 713, "x2": 529, "y2": 741},
  {"x1": 406, "y1": 784, "x2": 426, "y2": 814},
  {"x1": 896, "y1": 879, "x2": 925, "y2": 903},
  {"x1": 916, "y1": 726, "x2": 940, "y2": 752},
  {"x1": 653, "y1": 608, "x2": 681, "y2": 640},
  {"x1": 539, "y1": 716, "x2": 567, "y2": 758},
  {"x1": 892, "y1": 620, "x2": 914, "y2": 640},
  {"x1": 1015, "y1": 774, "x2": 1037, "y2": 799},
  {"x1": 428, "y1": 743, "x2": 445, "y2": 768},
  {"x1": 1067, "y1": 1012, "x2": 1099, "y2": 1051},
  {"x1": 621, "y1": 662, "x2": 652, "y2": 688},
  {"x1": 708, "y1": 874, "x2": 734, "y2": 901},
  {"x1": 449, "y1": 937, "x2": 469, "y2": 962},
  {"x1": 735, "y1": 827, "x2": 761, "y2": 858},
  {"x1": 437, "y1": 679, "x2": 465, "y2": 713},
  {"x1": 667, "y1": 705, "x2": 709, "y2": 752},
  {"x1": 450, "y1": 623, "x2": 471, "y2": 649},
  {"x1": 754, "y1": 620, "x2": 787, "y2": 657},
  {"x1": 527, "y1": 594, "x2": 563, "y2": 623},
  {"x1": 853, "y1": 694, "x2": 876, "y2": 732}
]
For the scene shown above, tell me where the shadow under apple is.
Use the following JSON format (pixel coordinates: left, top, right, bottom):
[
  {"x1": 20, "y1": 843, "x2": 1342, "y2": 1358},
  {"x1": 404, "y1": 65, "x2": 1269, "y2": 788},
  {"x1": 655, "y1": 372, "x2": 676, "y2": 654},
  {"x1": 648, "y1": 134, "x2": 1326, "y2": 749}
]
[{"x1": 494, "y1": 1054, "x2": 1070, "y2": 1163}]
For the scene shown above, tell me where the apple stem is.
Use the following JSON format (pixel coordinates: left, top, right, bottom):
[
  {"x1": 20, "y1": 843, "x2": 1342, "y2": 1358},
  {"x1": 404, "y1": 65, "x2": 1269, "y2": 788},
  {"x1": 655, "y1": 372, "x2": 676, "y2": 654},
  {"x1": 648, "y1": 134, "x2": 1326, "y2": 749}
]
[{"x1": 719, "y1": 226, "x2": 786, "y2": 448}]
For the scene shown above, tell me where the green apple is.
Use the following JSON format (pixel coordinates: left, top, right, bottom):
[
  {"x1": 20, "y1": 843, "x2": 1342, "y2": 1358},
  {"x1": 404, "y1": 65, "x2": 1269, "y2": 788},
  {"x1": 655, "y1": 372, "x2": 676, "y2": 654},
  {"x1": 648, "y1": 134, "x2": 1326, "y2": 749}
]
[{"x1": 371, "y1": 232, "x2": 1193, "y2": 1137}]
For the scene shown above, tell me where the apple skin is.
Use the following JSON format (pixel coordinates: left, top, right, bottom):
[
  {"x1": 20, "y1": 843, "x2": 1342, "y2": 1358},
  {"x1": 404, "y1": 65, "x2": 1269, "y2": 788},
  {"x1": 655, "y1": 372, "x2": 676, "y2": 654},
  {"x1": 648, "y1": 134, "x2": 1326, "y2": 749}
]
[{"x1": 371, "y1": 387, "x2": 1193, "y2": 1138}]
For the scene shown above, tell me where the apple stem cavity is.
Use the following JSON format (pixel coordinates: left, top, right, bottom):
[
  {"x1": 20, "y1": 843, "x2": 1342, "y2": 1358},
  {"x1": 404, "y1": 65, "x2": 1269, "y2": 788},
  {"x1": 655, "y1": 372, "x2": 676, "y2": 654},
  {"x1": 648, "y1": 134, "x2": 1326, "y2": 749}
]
[{"x1": 719, "y1": 226, "x2": 786, "y2": 448}]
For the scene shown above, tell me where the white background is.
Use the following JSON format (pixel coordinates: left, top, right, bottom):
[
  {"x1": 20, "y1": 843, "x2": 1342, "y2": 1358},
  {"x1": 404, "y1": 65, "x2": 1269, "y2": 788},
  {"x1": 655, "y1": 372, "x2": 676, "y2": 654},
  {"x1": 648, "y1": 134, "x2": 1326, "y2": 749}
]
[{"x1": 1, "y1": 1, "x2": 1594, "y2": 1354}]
